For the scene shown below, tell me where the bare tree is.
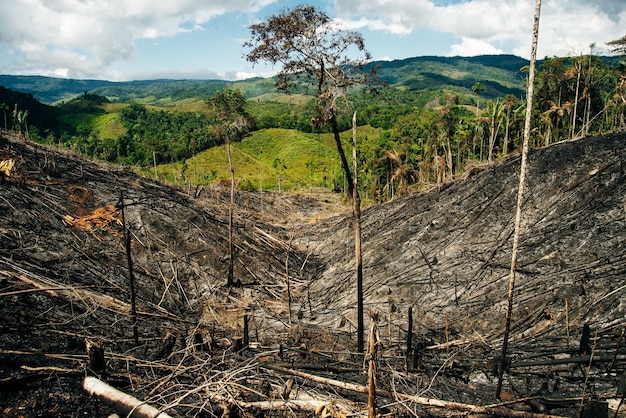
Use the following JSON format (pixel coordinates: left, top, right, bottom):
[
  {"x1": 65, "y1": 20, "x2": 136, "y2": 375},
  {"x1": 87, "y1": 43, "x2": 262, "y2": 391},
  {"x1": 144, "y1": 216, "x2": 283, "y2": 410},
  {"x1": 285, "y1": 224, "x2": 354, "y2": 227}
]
[
  {"x1": 607, "y1": 34, "x2": 626, "y2": 55},
  {"x1": 352, "y1": 112, "x2": 364, "y2": 352},
  {"x1": 245, "y1": 4, "x2": 375, "y2": 199},
  {"x1": 497, "y1": 0, "x2": 542, "y2": 399}
]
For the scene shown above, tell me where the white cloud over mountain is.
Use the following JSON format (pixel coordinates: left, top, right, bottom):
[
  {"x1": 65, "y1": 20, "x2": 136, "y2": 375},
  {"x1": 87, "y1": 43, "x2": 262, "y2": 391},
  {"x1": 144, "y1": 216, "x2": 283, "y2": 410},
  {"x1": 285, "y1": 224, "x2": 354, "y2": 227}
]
[
  {"x1": 0, "y1": 0, "x2": 273, "y2": 79},
  {"x1": 334, "y1": 0, "x2": 625, "y2": 58},
  {"x1": 0, "y1": 0, "x2": 623, "y2": 80}
]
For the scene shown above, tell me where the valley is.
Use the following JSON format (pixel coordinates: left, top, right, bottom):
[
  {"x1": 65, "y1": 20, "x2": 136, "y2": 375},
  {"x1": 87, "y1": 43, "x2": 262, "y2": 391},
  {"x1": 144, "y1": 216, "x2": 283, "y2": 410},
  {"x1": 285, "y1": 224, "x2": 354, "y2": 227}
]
[{"x1": 1, "y1": 129, "x2": 625, "y2": 416}]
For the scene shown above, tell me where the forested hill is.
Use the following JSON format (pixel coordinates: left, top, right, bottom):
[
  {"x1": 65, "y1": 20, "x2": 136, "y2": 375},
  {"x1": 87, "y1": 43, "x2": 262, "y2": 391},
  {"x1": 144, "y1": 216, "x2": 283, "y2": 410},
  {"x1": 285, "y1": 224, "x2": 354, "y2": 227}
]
[
  {"x1": 0, "y1": 75, "x2": 115, "y2": 105},
  {"x1": 0, "y1": 54, "x2": 530, "y2": 104},
  {"x1": 372, "y1": 54, "x2": 528, "y2": 97}
]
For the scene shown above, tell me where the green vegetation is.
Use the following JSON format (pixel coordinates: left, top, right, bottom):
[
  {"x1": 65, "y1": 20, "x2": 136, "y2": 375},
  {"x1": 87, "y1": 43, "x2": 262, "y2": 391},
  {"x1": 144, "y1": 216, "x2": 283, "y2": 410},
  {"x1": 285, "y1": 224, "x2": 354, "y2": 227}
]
[
  {"x1": 1, "y1": 50, "x2": 624, "y2": 202},
  {"x1": 151, "y1": 128, "x2": 347, "y2": 191}
]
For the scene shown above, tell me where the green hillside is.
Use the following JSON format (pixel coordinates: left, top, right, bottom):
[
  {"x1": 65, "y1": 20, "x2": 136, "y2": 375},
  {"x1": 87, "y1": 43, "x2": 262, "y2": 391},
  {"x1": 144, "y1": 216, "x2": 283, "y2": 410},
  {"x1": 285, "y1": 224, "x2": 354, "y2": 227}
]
[
  {"x1": 0, "y1": 75, "x2": 115, "y2": 104},
  {"x1": 148, "y1": 127, "x2": 372, "y2": 192},
  {"x1": 373, "y1": 54, "x2": 527, "y2": 98}
]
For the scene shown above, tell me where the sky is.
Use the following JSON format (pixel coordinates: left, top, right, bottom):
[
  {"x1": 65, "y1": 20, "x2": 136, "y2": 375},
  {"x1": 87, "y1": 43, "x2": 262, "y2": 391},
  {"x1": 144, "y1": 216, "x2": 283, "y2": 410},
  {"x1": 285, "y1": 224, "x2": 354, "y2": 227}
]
[{"x1": 0, "y1": 0, "x2": 624, "y2": 81}]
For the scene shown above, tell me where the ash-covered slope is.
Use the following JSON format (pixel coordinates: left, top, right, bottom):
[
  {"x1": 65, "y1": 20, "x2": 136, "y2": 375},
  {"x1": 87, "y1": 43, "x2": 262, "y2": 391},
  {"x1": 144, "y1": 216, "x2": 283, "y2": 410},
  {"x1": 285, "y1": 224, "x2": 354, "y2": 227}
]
[
  {"x1": 0, "y1": 134, "x2": 320, "y2": 415},
  {"x1": 1, "y1": 131, "x2": 625, "y2": 416},
  {"x1": 301, "y1": 132, "x2": 626, "y2": 352},
  {"x1": 0, "y1": 134, "x2": 316, "y2": 315}
]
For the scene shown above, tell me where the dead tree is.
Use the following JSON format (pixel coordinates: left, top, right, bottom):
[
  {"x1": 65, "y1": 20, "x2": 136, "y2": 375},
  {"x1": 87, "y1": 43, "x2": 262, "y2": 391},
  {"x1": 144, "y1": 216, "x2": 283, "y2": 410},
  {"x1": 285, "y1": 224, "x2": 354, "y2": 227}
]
[
  {"x1": 353, "y1": 111, "x2": 364, "y2": 352},
  {"x1": 119, "y1": 191, "x2": 139, "y2": 345},
  {"x1": 206, "y1": 88, "x2": 252, "y2": 287},
  {"x1": 497, "y1": 0, "x2": 542, "y2": 399},
  {"x1": 226, "y1": 136, "x2": 235, "y2": 287},
  {"x1": 367, "y1": 312, "x2": 378, "y2": 418}
]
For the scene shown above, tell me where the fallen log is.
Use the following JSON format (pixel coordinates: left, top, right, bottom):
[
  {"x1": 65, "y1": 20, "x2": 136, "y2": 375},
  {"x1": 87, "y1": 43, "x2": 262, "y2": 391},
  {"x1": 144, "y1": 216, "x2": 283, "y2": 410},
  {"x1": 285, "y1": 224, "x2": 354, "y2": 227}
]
[
  {"x1": 265, "y1": 365, "x2": 568, "y2": 418},
  {"x1": 83, "y1": 376, "x2": 172, "y2": 418}
]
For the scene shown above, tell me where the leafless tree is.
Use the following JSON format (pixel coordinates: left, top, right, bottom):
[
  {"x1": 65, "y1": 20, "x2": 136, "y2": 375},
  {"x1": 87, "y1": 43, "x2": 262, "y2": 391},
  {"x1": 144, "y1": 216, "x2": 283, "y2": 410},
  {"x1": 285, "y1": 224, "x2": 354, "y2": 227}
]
[{"x1": 497, "y1": 0, "x2": 542, "y2": 399}]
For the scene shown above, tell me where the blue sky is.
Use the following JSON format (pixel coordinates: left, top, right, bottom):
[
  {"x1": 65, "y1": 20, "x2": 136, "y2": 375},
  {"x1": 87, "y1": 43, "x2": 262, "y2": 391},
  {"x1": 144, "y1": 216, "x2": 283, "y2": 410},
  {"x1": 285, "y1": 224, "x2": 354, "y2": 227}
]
[{"x1": 0, "y1": 0, "x2": 624, "y2": 81}]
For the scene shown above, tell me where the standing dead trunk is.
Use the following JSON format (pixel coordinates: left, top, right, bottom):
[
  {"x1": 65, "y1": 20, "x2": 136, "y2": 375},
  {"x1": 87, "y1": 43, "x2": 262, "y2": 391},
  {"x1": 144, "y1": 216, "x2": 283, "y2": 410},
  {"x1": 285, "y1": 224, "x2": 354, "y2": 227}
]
[
  {"x1": 497, "y1": 0, "x2": 541, "y2": 399},
  {"x1": 352, "y1": 112, "x2": 364, "y2": 353},
  {"x1": 153, "y1": 150, "x2": 158, "y2": 180},
  {"x1": 227, "y1": 138, "x2": 235, "y2": 287},
  {"x1": 503, "y1": 106, "x2": 511, "y2": 156},
  {"x1": 286, "y1": 237, "x2": 293, "y2": 329},
  {"x1": 119, "y1": 191, "x2": 139, "y2": 345},
  {"x1": 406, "y1": 306, "x2": 413, "y2": 371},
  {"x1": 571, "y1": 55, "x2": 582, "y2": 139},
  {"x1": 367, "y1": 313, "x2": 378, "y2": 418}
]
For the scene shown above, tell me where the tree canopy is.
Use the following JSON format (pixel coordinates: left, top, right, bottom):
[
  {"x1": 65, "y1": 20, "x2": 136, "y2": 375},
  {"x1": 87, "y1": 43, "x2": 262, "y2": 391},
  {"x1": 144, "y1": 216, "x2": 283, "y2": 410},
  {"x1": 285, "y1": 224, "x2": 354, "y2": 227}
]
[
  {"x1": 607, "y1": 34, "x2": 626, "y2": 56},
  {"x1": 245, "y1": 4, "x2": 376, "y2": 196}
]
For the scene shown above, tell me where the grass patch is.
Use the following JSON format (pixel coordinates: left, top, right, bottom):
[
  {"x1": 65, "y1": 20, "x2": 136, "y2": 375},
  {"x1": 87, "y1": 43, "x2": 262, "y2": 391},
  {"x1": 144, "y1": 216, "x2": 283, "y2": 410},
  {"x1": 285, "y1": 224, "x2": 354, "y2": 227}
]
[{"x1": 150, "y1": 126, "x2": 384, "y2": 192}]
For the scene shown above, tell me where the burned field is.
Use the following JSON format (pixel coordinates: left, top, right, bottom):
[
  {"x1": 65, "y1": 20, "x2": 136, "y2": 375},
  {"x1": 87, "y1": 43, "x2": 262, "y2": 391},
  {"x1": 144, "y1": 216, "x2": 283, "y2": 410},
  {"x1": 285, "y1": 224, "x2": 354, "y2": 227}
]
[{"x1": 0, "y1": 131, "x2": 625, "y2": 417}]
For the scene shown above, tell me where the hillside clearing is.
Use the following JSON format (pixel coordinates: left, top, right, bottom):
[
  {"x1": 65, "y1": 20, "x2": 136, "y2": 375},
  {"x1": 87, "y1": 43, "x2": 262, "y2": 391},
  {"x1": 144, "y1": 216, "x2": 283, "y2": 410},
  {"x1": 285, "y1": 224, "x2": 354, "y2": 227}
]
[{"x1": 1, "y1": 131, "x2": 625, "y2": 417}]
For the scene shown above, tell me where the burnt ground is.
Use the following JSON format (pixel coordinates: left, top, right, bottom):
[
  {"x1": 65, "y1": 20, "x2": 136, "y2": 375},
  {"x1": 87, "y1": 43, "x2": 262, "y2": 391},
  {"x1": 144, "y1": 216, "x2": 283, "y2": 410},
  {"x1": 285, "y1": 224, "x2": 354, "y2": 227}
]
[{"x1": 0, "y1": 131, "x2": 625, "y2": 417}]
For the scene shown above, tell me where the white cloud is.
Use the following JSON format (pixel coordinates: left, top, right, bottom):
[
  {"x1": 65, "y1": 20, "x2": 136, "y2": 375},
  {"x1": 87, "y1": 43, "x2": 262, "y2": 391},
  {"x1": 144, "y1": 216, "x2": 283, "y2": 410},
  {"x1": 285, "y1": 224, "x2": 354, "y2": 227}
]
[
  {"x1": 1, "y1": 0, "x2": 624, "y2": 80},
  {"x1": 0, "y1": 0, "x2": 277, "y2": 79},
  {"x1": 533, "y1": 1, "x2": 626, "y2": 58},
  {"x1": 334, "y1": 0, "x2": 435, "y2": 34},
  {"x1": 333, "y1": 0, "x2": 626, "y2": 58},
  {"x1": 448, "y1": 38, "x2": 503, "y2": 56}
]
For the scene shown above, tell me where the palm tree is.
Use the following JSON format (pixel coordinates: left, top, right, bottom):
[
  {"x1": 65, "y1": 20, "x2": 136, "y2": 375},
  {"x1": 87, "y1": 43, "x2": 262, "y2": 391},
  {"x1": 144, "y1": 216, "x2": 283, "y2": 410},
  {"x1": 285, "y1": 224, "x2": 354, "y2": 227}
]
[
  {"x1": 501, "y1": 94, "x2": 519, "y2": 156},
  {"x1": 207, "y1": 88, "x2": 253, "y2": 288},
  {"x1": 12, "y1": 105, "x2": 28, "y2": 139},
  {"x1": 384, "y1": 148, "x2": 415, "y2": 197},
  {"x1": 472, "y1": 82, "x2": 487, "y2": 111},
  {"x1": 486, "y1": 99, "x2": 503, "y2": 163}
]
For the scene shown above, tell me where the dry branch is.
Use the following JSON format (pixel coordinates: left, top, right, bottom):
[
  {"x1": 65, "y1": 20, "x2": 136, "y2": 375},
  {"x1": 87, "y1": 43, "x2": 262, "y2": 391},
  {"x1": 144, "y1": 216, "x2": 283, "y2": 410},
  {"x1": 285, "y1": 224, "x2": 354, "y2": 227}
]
[
  {"x1": 207, "y1": 391, "x2": 354, "y2": 416},
  {"x1": 510, "y1": 354, "x2": 626, "y2": 368},
  {"x1": 0, "y1": 158, "x2": 15, "y2": 176},
  {"x1": 266, "y1": 365, "x2": 568, "y2": 418},
  {"x1": 83, "y1": 376, "x2": 173, "y2": 418},
  {"x1": 1, "y1": 259, "x2": 184, "y2": 322}
]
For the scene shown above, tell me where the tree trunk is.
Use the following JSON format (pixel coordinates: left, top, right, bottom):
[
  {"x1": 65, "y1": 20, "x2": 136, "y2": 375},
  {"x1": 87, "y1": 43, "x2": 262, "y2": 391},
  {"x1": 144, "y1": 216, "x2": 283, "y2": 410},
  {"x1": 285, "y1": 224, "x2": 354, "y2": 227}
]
[
  {"x1": 571, "y1": 57, "x2": 581, "y2": 139},
  {"x1": 497, "y1": 0, "x2": 541, "y2": 399},
  {"x1": 406, "y1": 306, "x2": 413, "y2": 370},
  {"x1": 352, "y1": 112, "x2": 364, "y2": 353},
  {"x1": 227, "y1": 138, "x2": 235, "y2": 287},
  {"x1": 367, "y1": 314, "x2": 378, "y2": 418},
  {"x1": 120, "y1": 191, "x2": 139, "y2": 345},
  {"x1": 83, "y1": 376, "x2": 172, "y2": 418},
  {"x1": 504, "y1": 107, "x2": 511, "y2": 156},
  {"x1": 331, "y1": 115, "x2": 353, "y2": 200}
]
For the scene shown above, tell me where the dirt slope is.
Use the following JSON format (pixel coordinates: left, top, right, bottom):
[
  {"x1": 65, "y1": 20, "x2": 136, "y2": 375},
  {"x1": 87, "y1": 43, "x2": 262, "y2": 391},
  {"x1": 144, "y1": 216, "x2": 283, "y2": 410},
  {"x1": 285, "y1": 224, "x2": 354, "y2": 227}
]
[
  {"x1": 1, "y1": 131, "x2": 625, "y2": 417},
  {"x1": 301, "y1": 132, "x2": 626, "y2": 349}
]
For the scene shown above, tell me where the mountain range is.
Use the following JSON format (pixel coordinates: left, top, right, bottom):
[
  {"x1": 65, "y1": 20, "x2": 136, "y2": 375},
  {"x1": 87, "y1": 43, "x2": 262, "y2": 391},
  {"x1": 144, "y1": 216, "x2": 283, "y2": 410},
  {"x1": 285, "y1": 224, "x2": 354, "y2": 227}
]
[{"x1": 0, "y1": 54, "x2": 530, "y2": 104}]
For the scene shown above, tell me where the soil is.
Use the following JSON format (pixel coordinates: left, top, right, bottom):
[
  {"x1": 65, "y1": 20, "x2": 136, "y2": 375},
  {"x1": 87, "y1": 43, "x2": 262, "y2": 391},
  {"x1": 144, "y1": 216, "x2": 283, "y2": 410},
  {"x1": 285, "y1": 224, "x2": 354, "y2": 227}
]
[{"x1": 0, "y1": 131, "x2": 625, "y2": 417}]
